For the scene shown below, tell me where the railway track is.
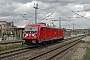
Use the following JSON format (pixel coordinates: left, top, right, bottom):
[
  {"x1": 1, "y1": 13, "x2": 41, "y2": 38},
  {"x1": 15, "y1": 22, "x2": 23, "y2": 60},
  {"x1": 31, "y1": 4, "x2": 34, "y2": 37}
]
[
  {"x1": 0, "y1": 47, "x2": 30, "y2": 59},
  {"x1": 0, "y1": 35, "x2": 86, "y2": 60},
  {"x1": 28, "y1": 36, "x2": 84, "y2": 60},
  {"x1": 0, "y1": 40, "x2": 22, "y2": 45}
]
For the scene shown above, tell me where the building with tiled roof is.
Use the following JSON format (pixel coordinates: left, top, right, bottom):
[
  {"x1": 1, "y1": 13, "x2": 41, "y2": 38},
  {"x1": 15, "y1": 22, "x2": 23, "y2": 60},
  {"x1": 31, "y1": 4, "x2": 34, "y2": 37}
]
[{"x1": 0, "y1": 21, "x2": 16, "y2": 36}]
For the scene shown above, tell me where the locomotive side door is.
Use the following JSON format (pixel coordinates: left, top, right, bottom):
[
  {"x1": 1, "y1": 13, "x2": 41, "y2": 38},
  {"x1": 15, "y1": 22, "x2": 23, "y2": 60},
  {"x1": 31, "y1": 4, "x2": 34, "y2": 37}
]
[{"x1": 41, "y1": 27, "x2": 46, "y2": 38}]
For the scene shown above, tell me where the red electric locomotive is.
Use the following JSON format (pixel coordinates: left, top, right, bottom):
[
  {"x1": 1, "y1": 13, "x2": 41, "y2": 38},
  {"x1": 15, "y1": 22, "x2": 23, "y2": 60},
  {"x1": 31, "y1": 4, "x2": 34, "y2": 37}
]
[{"x1": 23, "y1": 23, "x2": 64, "y2": 46}]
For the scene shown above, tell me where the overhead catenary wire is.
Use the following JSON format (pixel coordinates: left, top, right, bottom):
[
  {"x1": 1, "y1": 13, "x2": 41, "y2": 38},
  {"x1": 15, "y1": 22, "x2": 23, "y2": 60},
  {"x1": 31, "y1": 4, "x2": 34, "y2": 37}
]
[
  {"x1": 0, "y1": 2, "x2": 35, "y2": 20},
  {"x1": 41, "y1": 12, "x2": 54, "y2": 20},
  {"x1": 72, "y1": 11, "x2": 90, "y2": 20},
  {"x1": 0, "y1": 1, "x2": 67, "y2": 22},
  {"x1": 38, "y1": 12, "x2": 54, "y2": 23},
  {"x1": 19, "y1": 13, "x2": 35, "y2": 20},
  {"x1": 55, "y1": 0, "x2": 90, "y2": 21},
  {"x1": 0, "y1": 2, "x2": 50, "y2": 22},
  {"x1": 40, "y1": 0, "x2": 72, "y2": 19}
]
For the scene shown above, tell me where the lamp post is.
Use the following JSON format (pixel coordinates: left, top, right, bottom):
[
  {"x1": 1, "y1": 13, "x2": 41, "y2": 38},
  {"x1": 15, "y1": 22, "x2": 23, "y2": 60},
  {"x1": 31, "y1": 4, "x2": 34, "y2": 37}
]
[
  {"x1": 34, "y1": 3, "x2": 38, "y2": 24},
  {"x1": 59, "y1": 17, "x2": 61, "y2": 28}
]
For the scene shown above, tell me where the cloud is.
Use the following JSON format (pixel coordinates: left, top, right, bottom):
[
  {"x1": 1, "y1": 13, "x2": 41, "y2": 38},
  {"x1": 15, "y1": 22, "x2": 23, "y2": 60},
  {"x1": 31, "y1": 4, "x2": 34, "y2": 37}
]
[
  {"x1": 83, "y1": 4, "x2": 90, "y2": 11},
  {"x1": 0, "y1": 0, "x2": 90, "y2": 28}
]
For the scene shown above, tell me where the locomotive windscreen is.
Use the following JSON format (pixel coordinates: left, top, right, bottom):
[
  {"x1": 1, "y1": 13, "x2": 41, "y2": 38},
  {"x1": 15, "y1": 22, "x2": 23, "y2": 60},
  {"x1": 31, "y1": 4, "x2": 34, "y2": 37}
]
[{"x1": 25, "y1": 26, "x2": 38, "y2": 31}]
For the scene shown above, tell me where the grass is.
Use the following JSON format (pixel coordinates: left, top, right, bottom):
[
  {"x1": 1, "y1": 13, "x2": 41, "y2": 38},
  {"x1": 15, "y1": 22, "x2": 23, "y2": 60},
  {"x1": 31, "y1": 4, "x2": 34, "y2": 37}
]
[
  {"x1": 86, "y1": 41, "x2": 90, "y2": 45},
  {"x1": 74, "y1": 59, "x2": 78, "y2": 60},
  {"x1": 83, "y1": 41, "x2": 90, "y2": 60},
  {"x1": 84, "y1": 48, "x2": 90, "y2": 60},
  {"x1": 0, "y1": 44, "x2": 25, "y2": 52}
]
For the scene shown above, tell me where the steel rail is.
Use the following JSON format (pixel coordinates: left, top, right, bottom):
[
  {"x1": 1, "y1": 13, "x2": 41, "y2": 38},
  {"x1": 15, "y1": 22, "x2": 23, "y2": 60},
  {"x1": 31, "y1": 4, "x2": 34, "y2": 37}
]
[
  {"x1": 0, "y1": 35, "x2": 86, "y2": 60},
  {"x1": 0, "y1": 41, "x2": 22, "y2": 45},
  {"x1": 0, "y1": 47, "x2": 30, "y2": 59},
  {"x1": 27, "y1": 36, "x2": 85, "y2": 60}
]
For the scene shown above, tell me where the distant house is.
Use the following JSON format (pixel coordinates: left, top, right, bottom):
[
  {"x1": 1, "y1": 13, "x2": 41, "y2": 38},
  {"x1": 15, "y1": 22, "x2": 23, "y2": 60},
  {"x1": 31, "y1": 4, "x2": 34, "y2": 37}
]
[{"x1": 0, "y1": 21, "x2": 16, "y2": 36}]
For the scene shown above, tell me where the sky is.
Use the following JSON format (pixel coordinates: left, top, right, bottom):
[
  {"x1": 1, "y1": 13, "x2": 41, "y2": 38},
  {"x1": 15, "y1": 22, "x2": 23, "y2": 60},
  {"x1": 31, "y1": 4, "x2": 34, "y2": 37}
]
[{"x1": 0, "y1": 0, "x2": 90, "y2": 29}]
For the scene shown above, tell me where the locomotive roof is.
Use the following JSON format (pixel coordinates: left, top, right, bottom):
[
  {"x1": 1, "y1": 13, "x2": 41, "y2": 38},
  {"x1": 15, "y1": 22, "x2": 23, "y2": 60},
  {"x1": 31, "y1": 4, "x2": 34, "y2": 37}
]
[
  {"x1": 26, "y1": 24, "x2": 46, "y2": 27},
  {"x1": 26, "y1": 23, "x2": 63, "y2": 29}
]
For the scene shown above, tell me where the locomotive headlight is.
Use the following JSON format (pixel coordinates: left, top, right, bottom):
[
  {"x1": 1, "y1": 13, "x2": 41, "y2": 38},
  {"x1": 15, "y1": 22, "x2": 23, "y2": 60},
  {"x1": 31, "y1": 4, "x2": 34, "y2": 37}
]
[
  {"x1": 26, "y1": 34, "x2": 28, "y2": 36},
  {"x1": 32, "y1": 34, "x2": 36, "y2": 37},
  {"x1": 24, "y1": 34, "x2": 28, "y2": 37}
]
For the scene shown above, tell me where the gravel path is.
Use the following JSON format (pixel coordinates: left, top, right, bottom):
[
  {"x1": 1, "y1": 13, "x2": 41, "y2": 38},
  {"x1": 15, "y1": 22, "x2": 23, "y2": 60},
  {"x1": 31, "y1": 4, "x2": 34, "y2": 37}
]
[{"x1": 71, "y1": 35, "x2": 90, "y2": 60}]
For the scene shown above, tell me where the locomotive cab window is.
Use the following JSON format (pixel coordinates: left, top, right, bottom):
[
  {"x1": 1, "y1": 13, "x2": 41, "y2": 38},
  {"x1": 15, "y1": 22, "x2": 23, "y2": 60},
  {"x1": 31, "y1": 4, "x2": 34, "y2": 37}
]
[{"x1": 25, "y1": 26, "x2": 38, "y2": 31}]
